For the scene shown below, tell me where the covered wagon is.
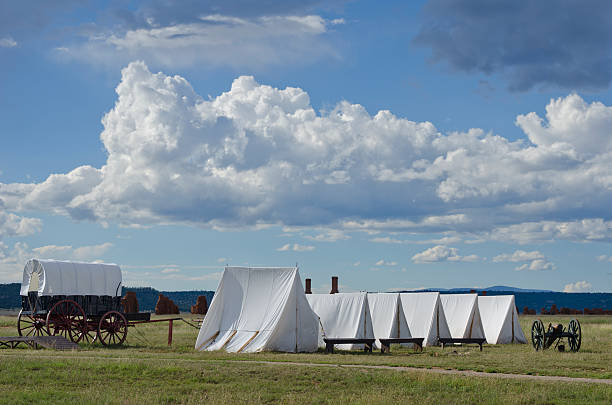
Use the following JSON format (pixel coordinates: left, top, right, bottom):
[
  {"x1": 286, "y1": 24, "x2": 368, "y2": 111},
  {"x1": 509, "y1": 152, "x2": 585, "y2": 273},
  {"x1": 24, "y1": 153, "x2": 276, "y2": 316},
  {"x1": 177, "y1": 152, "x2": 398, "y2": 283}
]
[{"x1": 18, "y1": 259, "x2": 148, "y2": 345}]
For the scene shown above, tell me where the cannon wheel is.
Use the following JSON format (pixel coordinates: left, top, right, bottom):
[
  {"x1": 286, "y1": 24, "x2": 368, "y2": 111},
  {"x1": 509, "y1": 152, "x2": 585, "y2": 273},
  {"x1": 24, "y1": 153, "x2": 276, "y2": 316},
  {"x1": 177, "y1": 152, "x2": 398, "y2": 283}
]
[
  {"x1": 567, "y1": 319, "x2": 581, "y2": 352},
  {"x1": 531, "y1": 319, "x2": 545, "y2": 351},
  {"x1": 46, "y1": 299, "x2": 86, "y2": 343},
  {"x1": 97, "y1": 311, "x2": 128, "y2": 346},
  {"x1": 17, "y1": 310, "x2": 50, "y2": 337}
]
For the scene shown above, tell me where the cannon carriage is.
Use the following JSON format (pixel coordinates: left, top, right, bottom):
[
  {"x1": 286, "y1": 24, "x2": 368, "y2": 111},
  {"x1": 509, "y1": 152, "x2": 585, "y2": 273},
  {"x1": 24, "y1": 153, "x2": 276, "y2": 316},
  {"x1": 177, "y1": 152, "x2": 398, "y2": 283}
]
[
  {"x1": 530, "y1": 318, "x2": 581, "y2": 352},
  {"x1": 18, "y1": 259, "x2": 149, "y2": 346}
]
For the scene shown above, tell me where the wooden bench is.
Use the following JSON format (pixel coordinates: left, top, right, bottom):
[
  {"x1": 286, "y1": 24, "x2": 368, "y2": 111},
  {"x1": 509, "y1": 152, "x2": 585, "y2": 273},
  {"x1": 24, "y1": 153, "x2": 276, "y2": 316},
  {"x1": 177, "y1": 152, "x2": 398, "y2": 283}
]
[
  {"x1": 323, "y1": 338, "x2": 376, "y2": 354},
  {"x1": 379, "y1": 337, "x2": 424, "y2": 353},
  {"x1": 438, "y1": 338, "x2": 487, "y2": 351}
]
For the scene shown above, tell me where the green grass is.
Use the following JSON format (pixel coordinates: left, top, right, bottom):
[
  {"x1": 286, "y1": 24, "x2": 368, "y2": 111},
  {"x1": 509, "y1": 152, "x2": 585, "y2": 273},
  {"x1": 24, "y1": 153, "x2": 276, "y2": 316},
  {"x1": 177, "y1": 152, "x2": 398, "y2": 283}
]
[
  {"x1": 0, "y1": 314, "x2": 611, "y2": 404},
  {"x1": 0, "y1": 354, "x2": 610, "y2": 404}
]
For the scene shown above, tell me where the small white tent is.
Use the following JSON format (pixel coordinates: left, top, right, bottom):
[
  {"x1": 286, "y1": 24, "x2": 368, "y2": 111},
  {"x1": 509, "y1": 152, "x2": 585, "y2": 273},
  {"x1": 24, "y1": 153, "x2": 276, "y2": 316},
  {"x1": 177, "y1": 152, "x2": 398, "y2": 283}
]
[
  {"x1": 399, "y1": 292, "x2": 451, "y2": 346},
  {"x1": 306, "y1": 292, "x2": 374, "y2": 350},
  {"x1": 440, "y1": 294, "x2": 485, "y2": 339},
  {"x1": 478, "y1": 295, "x2": 527, "y2": 344},
  {"x1": 367, "y1": 293, "x2": 411, "y2": 349},
  {"x1": 195, "y1": 267, "x2": 318, "y2": 353}
]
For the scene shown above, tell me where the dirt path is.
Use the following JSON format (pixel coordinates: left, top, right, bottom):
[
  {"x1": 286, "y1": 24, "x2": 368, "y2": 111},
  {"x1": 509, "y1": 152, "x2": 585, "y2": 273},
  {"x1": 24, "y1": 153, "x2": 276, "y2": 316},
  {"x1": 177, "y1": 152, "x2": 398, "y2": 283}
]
[
  {"x1": 233, "y1": 360, "x2": 612, "y2": 385},
  {"x1": 1, "y1": 352, "x2": 610, "y2": 385}
]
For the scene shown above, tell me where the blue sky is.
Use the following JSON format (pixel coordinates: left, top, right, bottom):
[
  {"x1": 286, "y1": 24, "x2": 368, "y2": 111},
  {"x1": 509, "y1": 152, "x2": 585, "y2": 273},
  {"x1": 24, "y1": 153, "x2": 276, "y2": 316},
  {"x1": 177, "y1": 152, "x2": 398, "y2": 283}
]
[{"x1": 1, "y1": 0, "x2": 611, "y2": 293}]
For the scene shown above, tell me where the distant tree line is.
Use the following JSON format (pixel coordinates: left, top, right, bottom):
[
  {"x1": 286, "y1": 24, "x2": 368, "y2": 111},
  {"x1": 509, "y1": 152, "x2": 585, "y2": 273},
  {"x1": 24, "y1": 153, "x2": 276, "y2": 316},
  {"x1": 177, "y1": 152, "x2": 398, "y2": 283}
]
[
  {"x1": 523, "y1": 304, "x2": 612, "y2": 315},
  {"x1": 0, "y1": 283, "x2": 610, "y2": 313},
  {"x1": 0, "y1": 284, "x2": 214, "y2": 313}
]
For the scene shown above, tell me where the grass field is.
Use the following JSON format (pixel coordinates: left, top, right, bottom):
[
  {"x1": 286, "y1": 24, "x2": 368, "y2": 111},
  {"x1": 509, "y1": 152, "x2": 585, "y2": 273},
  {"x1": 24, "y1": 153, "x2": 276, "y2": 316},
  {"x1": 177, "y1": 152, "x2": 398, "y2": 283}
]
[{"x1": 1, "y1": 314, "x2": 611, "y2": 404}]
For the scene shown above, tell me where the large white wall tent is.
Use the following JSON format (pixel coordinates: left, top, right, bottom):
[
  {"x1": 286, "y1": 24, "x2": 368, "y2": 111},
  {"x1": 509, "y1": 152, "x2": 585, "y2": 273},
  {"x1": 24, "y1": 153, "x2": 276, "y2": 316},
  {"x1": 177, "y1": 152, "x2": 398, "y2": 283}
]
[
  {"x1": 399, "y1": 292, "x2": 451, "y2": 347},
  {"x1": 440, "y1": 294, "x2": 486, "y2": 339},
  {"x1": 478, "y1": 295, "x2": 527, "y2": 344},
  {"x1": 367, "y1": 293, "x2": 411, "y2": 349},
  {"x1": 306, "y1": 292, "x2": 374, "y2": 350},
  {"x1": 195, "y1": 267, "x2": 318, "y2": 353},
  {"x1": 21, "y1": 259, "x2": 122, "y2": 297}
]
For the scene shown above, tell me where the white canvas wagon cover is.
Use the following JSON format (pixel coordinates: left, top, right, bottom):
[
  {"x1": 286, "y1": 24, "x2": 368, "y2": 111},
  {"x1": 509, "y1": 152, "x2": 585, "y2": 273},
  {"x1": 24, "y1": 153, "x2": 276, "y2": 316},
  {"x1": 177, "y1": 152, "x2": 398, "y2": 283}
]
[
  {"x1": 195, "y1": 267, "x2": 318, "y2": 353},
  {"x1": 20, "y1": 259, "x2": 122, "y2": 297}
]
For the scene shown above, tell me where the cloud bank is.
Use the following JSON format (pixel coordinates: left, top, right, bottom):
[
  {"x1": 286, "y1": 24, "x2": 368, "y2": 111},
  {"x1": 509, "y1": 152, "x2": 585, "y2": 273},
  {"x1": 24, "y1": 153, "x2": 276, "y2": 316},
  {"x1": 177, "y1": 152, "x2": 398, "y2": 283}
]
[
  {"x1": 1, "y1": 62, "x2": 612, "y2": 244},
  {"x1": 66, "y1": 14, "x2": 340, "y2": 69},
  {"x1": 416, "y1": 0, "x2": 612, "y2": 91}
]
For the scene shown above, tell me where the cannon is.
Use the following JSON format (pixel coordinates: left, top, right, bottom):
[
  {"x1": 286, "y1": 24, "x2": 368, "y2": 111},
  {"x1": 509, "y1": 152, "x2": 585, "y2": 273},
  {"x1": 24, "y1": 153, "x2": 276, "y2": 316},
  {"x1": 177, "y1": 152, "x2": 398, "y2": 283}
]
[
  {"x1": 17, "y1": 259, "x2": 150, "y2": 346},
  {"x1": 530, "y1": 319, "x2": 581, "y2": 352}
]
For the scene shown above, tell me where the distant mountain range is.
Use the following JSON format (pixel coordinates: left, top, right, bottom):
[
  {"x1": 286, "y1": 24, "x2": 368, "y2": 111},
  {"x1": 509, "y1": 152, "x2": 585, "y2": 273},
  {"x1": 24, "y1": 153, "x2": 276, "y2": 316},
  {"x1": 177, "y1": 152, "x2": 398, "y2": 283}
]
[
  {"x1": 411, "y1": 285, "x2": 555, "y2": 293},
  {"x1": 1, "y1": 283, "x2": 610, "y2": 313}
]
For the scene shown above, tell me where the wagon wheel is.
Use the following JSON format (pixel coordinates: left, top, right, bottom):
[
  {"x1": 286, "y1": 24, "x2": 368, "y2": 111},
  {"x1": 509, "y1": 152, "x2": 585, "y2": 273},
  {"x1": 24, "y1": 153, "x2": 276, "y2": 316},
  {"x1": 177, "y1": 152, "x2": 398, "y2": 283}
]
[
  {"x1": 567, "y1": 319, "x2": 581, "y2": 352},
  {"x1": 46, "y1": 299, "x2": 86, "y2": 343},
  {"x1": 97, "y1": 311, "x2": 128, "y2": 346},
  {"x1": 531, "y1": 319, "x2": 545, "y2": 351},
  {"x1": 17, "y1": 309, "x2": 49, "y2": 337},
  {"x1": 76, "y1": 315, "x2": 98, "y2": 344}
]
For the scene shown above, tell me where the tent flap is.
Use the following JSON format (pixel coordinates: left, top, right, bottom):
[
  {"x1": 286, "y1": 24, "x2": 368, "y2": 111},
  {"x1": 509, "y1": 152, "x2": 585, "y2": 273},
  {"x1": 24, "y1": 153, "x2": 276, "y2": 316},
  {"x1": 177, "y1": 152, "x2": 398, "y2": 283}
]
[
  {"x1": 399, "y1": 292, "x2": 451, "y2": 347},
  {"x1": 306, "y1": 292, "x2": 374, "y2": 350},
  {"x1": 440, "y1": 294, "x2": 485, "y2": 339},
  {"x1": 367, "y1": 293, "x2": 411, "y2": 349},
  {"x1": 478, "y1": 295, "x2": 527, "y2": 344}
]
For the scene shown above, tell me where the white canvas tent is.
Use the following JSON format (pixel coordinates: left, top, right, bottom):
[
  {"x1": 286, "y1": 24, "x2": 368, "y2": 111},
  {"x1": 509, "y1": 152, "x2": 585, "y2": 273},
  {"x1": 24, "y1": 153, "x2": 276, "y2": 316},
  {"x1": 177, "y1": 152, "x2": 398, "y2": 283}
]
[
  {"x1": 399, "y1": 292, "x2": 451, "y2": 347},
  {"x1": 306, "y1": 292, "x2": 374, "y2": 350},
  {"x1": 367, "y1": 293, "x2": 411, "y2": 349},
  {"x1": 478, "y1": 295, "x2": 527, "y2": 344},
  {"x1": 195, "y1": 267, "x2": 318, "y2": 353},
  {"x1": 20, "y1": 259, "x2": 122, "y2": 297},
  {"x1": 440, "y1": 294, "x2": 485, "y2": 339}
]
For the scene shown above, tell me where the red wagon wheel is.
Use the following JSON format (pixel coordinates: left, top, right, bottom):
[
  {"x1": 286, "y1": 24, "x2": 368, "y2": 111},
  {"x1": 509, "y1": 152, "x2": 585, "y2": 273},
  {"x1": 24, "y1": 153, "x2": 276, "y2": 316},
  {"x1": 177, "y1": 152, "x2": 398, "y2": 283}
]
[
  {"x1": 46, "y1": 299, "x2": 86, "y2": 343},
  {"x1": 17, "y1": 309, "x2": 50, "y2": 337},
  {"x1": 76, "y1": 314, "x2": 98, "y2": 344},
  {"x1": 97, "y1": 311, "x2": 128, "y2": 346}
]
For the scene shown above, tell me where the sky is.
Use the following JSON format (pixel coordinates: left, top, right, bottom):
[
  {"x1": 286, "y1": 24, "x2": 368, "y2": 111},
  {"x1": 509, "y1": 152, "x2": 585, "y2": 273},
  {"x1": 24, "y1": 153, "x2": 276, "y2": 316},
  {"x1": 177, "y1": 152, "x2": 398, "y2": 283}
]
[{"x1": 1, "y1": 0, "x2": 612, "y2": 293}]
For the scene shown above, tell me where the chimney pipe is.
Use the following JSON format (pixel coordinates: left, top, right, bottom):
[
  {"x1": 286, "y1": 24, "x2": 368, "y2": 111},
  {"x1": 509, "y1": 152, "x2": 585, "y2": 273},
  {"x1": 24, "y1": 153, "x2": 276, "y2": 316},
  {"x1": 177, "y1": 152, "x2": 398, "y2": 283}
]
[
  {"x1": 330, "y1": 276, "x2": 339, "y2": 294},
  {"x1": 305, "y1": 278, "x2": 312, "y2": 294}
]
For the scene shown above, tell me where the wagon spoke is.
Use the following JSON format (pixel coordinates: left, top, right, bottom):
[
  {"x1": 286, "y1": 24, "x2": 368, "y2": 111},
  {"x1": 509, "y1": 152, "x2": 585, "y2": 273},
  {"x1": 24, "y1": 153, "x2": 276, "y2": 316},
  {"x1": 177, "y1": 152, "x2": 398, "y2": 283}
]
[
  {"x1": 18, "y1": 311, "x2": 49, "y2": 338},
  {"x1": 46, "y1": 299, "x2": 86, "y2": 343},
  {"x1": 98, "y1": 311, "x2": 128, "y2": 347}
]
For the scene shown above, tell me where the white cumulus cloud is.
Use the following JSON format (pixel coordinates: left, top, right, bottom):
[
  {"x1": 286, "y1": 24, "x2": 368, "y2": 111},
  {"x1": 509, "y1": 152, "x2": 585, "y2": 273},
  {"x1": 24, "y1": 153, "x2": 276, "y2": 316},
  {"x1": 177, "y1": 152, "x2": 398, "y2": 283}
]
[
  {"x1": 375, "y1": 259, "x2": 397, "y2": 266},
  {"x1": 2, "y1": 63, "x2": 612, "y2": 245},
  {"x1": 412, "y1": 245, "x2": 478, "y2": 263},
  {"x1": 0, "y1": 37, "x2": 17, "y2": 48},
  {"x1": 277, "y1": 243, "x2": 315, "y2": 252},
  {"x1": 493, "y1": 250, "x2": 545, "y2": 262},
  {"x1": 515, "y1": 259, "x2": 556, "y2": 271},
  {"x1": 563, "y1": 281, "x2": 592, "y2": 293},
  {"x1": 0, "y1": 210, "x2": 42, "y2": 239}
]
